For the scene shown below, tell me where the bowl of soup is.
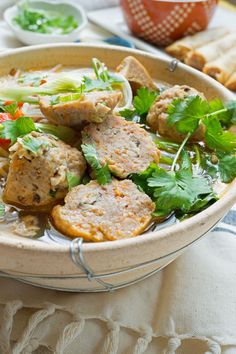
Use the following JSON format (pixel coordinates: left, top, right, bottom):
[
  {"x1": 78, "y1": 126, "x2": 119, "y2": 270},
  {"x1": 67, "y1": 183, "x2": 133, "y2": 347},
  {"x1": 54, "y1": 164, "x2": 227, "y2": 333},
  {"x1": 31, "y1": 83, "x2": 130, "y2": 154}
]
[
  {"x1": 0, "y1": 43, "x2": 234, "y2": 292},
  {"x1": 120, "y1": 0, "x2": 219, "y2": 46}
]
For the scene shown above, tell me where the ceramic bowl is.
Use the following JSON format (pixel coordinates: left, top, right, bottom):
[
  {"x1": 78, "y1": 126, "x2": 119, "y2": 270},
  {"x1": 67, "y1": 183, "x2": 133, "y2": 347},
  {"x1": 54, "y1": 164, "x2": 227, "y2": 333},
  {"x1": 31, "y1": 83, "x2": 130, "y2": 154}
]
[
  {"x1": 0, "y1": 44, "x2": 234, "y2": 292},
  {"x1": 4, "y1": 0, "x2": 87, "y2": 46},
  {"x1": 120, "y1": 0, "x2": 218, "y2": 46}
]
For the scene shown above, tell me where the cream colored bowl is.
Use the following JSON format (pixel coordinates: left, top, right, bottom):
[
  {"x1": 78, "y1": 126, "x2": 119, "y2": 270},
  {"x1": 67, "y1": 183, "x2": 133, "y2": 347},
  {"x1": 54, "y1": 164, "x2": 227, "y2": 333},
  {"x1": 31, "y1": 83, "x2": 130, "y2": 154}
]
[{"x1": 0, "y1": 44, "x2": 235, "y2": 292}]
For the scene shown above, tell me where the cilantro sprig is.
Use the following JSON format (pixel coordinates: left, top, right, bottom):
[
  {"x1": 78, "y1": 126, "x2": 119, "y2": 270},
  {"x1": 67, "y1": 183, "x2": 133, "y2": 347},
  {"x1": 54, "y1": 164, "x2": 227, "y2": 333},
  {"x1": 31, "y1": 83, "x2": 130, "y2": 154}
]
[
  {"x1": 132, "y1": 152, "x2": 217, "y2": 217},
  {"x1": 167, "y1": 96, "x2": 236, "y2": 153},
  {"x1": 81, "y1": 143, "x2": 112, "y2": 185},
  {"x1": 120, "y1": 87, "x2": 158, "y2": 123},
  {"x1": 0, "y1": 116, "x2": 76, "y2": 144}
]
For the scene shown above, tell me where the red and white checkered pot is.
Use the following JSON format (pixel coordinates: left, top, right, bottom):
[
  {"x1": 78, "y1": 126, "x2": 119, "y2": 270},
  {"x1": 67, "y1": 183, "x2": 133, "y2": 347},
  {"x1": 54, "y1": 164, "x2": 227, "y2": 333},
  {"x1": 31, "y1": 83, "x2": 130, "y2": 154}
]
[{"x1": 120, "y1": 0, "x2": 218, "y2": 46}]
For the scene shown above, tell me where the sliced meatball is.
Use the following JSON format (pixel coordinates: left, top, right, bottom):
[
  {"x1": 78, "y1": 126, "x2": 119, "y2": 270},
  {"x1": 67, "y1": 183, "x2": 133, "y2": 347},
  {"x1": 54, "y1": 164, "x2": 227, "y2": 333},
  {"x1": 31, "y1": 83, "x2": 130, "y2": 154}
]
[
  {"x1": 147, "y1": 85, "x2": 205, "y2": 142},
  {"x1": 39, "y1": 90, "x2": 122, "y2": 127},
  {"x1": 82, "y1": 115, "x2": 160, "y2": 178},
  {"x1": 116, "y1": 56, "x2": 156, "y2": 93},
  {"x1": 3, "y1": 132, "x2": 86, "y2": 210},
  {"x1": 52, "y1": 179, "x2": 155, "y2": 241}
]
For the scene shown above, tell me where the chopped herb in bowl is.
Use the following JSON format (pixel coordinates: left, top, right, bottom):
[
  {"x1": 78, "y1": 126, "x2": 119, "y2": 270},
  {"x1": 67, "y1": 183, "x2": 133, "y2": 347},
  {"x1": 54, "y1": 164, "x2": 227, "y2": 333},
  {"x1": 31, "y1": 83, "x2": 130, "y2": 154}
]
[{"x1": 13, "y1": 1, "x2": 79, "y2": 35}]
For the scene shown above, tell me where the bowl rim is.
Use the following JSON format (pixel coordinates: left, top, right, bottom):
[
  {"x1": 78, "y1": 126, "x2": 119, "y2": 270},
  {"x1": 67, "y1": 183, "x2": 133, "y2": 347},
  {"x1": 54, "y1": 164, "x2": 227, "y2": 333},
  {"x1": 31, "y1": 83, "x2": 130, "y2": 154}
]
[
  {"x1": 3, "y1": 0, "x2": 88, "y2": 38},
  {"x1": 0, "y1": 43, "x2": 235, "y2": 254}
]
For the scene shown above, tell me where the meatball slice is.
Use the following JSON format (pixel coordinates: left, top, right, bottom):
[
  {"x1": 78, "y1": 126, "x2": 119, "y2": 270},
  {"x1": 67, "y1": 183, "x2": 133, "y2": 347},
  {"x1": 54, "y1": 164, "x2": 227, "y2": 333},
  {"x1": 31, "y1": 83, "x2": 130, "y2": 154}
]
[
  {"x1": 3, "y1": 132, "x2": 86, "y2": 210},
  {"x1": 82, "y1": 115, "x2": 160, "y2": 178},
  {"x1": 39, "y1": 90, "x2": 122, "y2": 127},
  {"x1": 147, "y1": 85, "x2": 205, "y2": 142},
  {"x1": 52, "y1": 179, "x2": 155, "y2": 241},
  {"x1": 116, "y1": 56, "x2": 156, "y2": 93}
]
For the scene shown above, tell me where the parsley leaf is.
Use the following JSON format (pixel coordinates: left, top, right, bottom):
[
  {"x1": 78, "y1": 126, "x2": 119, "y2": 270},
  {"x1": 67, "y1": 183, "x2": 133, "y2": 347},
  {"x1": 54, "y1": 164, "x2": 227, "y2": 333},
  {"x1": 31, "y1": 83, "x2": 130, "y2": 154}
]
[
  {"x1": 66, "y1": 172, "x2": 81, "y2": 190},
  {"x1": 81, "y1": 143, "x2": 112, "y2": 185},
  {"x1": 21, "y1": 136, "x2": 49, "y2": 154}
]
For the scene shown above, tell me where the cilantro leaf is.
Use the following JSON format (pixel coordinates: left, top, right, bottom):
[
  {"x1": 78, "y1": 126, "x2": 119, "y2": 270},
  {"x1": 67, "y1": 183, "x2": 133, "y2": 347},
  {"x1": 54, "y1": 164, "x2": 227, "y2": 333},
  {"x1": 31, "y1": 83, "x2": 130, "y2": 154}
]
[
  {"x1": 204, "y1": 117, "x2": 236, "y2": 153},
  {"x1": 0, "y1": 116, "x2": 36, "y2": 143},
  {"x1": 218, "y1": 154, "x2": 236, "y2": 183},
  {"x1": 130, "y1": 162, "x2": 159, "y2": 196},
  {"x1": 167, "y1": 95, "x2": 208, "y2": 134},
  {"x1": 21, "y1": 136, "x2": 49, "y2": 154},
  {"x1": 35, "y1": 123, "x2": 76, "y2": 144},
  {"x1": 66, "y1": 172, "x2": 81, "y2": 190},
  {"x1": 148, "y1": 166, "x2": 214, "y2": 215},
  {"x1": 167, "y1": 96, "x2": 236, "y2": 153},
  {"x1": 133, "y1": 87, "x2": 158, "y2": 116},
  {"x1": 81, "y1": 143, "x2": 112, "y2": 185},
  {"x1": 120, "y1": 87, "x2": 158, "y2": 123}
]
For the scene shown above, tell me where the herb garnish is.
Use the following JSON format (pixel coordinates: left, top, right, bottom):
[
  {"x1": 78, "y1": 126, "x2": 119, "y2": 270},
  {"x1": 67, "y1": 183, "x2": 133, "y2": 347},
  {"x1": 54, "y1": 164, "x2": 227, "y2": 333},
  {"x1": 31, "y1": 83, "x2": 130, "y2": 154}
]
[
  {"x1": 132, "y1": 152, "x2": 217, "y2": 217},
  {"x1": 167, "y1": 96, "x2": 236, "y2": 153},
  {"x1": 21, "y1": 136, "x2": 49, "y2": 154},
  {"x1": 66, "y1": 172, "x2": 81, "y2": 190},
  {"x1": 120, "y1": 87, "x2": 158, "y2": 123},
  {"x1": 0, "y1": 116, "x2": 76, "y2": 144},
  {"x1": 81, "y1": 143, "x2": 112, "y2": 185},
  {"x1": 0, "y1": 101, "x2": 19, "y2": 117},
  {"x1": 14, "y1": 1, "x2": 78, "y2": 35}
]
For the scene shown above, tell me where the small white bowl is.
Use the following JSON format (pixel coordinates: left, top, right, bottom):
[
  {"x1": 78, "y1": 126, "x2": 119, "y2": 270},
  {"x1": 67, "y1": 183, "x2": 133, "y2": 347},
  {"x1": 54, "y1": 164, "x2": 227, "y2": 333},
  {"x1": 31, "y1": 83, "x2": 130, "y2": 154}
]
[{"x1": 4, "y1": 0, "x2": 87, "y2": 46}]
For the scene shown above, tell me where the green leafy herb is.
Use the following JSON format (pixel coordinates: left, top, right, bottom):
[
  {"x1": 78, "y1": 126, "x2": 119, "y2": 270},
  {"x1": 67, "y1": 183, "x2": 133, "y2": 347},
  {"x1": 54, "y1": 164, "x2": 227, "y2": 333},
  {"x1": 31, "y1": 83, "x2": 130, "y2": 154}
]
[
  {"x1": 167, "y1": 95, "x2": 208, "y2": 134},
  {"x1": 14, "y1": 1, "x2": 78, "y2": 35},
  {"x1": 81, "y1": 143, "x2": 112, "y2": 185},
  {"x1": 204, "y1": 117, "x2": 236, "y2": 153},
  {"x1": 120, "y1": 87, "x2": 158, "y2": 122},
  {"x1": 132, "y1": 152, "x2": 217, "y2": 217},
  {"x1": 218, "y1": 154, "x2": 236, "y2": 183},
  {"x1": 133, "y1": 87, "x2": 158, "y2": 116},
  {"x1": 167, "y1": 96, "x2": 236, "y2": 153},
  {"x1": 0, "y1": 116, "x2": 77, "y2": 144},
  {"x1": 66, "y1": 172, "x2": 81, "y2": 190},
  {"x1": 0, "y1": 101, "x2": 18, "y2": 116},
  {"x1": 201, "y1": 152, "x2": 236, "y2": 184},
  {"x1": 21, "y1": 136, "x2": 49, "y2": 154},
  {"x1": 0, "y1": 116, "x2": 36, "y2": 143}
]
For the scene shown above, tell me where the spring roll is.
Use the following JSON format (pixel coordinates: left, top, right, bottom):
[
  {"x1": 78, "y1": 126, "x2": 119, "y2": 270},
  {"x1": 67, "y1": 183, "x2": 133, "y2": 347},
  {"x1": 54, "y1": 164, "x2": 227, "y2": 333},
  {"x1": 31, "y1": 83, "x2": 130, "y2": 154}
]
[
  {"x1": 203, "y1": 47, "x2": 236, "y2": 84},
  {"x1": 225, "y1": 72, "x2": 236, "y2": 91},
  {"x1": 185, "y1": 33, "x2": 236, "y2": 71},
  {"x1": 165, "y1": 27, "x2": 229, "y2": 61}
]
